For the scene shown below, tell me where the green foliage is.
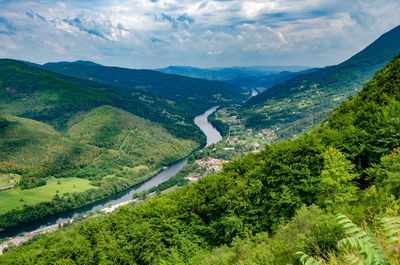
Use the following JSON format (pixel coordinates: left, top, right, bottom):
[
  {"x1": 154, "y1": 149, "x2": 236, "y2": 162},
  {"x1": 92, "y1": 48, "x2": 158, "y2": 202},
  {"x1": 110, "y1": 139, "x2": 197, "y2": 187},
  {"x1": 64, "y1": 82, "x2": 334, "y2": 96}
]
[
  {"x1": 2, "y1": 39, "x2": 400, "y2": 264},
  {"x1": 317, "y1": 147, "x2": 358, "y2": 207},
  {"x1": 380, "y1": 217, "x2": 400, "y2": 258},
  {"x1": 336, "y1": 214, "x2": 388, "y2": 265},
  {"x1": 296, "y1": 251, "x2": 322, "y2": 265},
  {"x1": 296, "y1": 215, "x2": 400, "y2": 265}
]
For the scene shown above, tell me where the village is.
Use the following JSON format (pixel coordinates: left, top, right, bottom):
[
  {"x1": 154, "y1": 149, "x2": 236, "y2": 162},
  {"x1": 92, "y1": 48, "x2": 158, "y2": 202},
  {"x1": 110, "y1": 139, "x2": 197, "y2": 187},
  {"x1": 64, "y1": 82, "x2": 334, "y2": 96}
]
[{"x1": 184, "y1": 110, "x2": 279, "y2": 183}]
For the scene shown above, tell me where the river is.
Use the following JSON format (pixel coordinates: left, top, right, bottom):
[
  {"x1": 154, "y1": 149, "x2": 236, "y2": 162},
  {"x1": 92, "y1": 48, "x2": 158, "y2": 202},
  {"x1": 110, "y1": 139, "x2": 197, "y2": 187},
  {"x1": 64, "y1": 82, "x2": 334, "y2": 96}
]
[{"x1": 0, "y1": 106, "x2": 222, "y2": 240}]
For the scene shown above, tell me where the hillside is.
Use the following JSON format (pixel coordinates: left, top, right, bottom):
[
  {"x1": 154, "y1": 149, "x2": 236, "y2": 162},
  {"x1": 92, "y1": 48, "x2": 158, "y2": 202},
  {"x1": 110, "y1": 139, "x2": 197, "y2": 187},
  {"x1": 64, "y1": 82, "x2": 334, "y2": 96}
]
[
  {"x1": 0, "y1": 106, "x2": 196, "y2": 230},
  {"x1": 239, "y1": 25, "x2": 400, "y2": 140},
  {"x1": 0, "y1": 114, "x2": 99, "y2": 177},
  {"x1": 1, "y1": 50, "x2": 399, "y2": 264},
  {"x1": 66, "y1": 105, "x2": 196, "y2": 166},
  {"x1": 40, "y1": 61, "x2": 248, "y2": 112},
  {"x1": 0, "y1": 59, "x2": 209, "y2": 142}
]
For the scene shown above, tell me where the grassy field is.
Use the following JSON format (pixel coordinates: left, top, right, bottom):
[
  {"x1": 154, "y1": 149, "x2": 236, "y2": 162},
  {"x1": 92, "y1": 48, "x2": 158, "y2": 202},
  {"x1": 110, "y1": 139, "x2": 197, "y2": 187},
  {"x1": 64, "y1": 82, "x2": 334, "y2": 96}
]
[
  {"x1": 0, "y1": 177, "x2": 96, "y2": 214},
  {"x1": 0, "y1": 174, "x2": 20, "y2": 189}
]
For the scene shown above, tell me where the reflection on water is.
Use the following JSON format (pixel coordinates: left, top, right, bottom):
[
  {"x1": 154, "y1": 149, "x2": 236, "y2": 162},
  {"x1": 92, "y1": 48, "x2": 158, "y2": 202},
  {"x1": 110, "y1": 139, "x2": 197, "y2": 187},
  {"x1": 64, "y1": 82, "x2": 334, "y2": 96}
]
[{"x1": 194, "y1": 106, "x2": 222, "y2": 148}]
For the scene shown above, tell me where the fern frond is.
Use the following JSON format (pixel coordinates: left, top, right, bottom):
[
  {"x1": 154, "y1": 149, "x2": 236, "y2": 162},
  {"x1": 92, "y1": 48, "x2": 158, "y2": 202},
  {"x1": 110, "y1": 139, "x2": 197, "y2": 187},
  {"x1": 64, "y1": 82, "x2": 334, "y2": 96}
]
[
  {"x1": 295, "y1": 251, "x2": 322, "y2": 265},
  {"x1": 336, "y1": 214, "x2": 389, "y2": 265},
  {"x1": 345, "y1": 253, "x2": 364, "y2": 265},
  {"x1": 381, "y1": 217, "x2": 400, "y2": 246}
]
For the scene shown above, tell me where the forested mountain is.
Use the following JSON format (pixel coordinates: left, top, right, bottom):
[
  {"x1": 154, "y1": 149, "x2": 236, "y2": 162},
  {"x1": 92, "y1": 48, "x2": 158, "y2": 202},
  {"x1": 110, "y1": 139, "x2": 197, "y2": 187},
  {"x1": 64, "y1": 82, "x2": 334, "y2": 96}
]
[
  {"x1": 0, "y1": 59, "x2": 206, "y2": 140},
  {"x1": 224, "y1": 68, "x2": 319, "y2": 91},
  {"x1": 65, "y1": 105, "x2": 195, "y2": 166},
  {"x1": 157, "y1": 65, "x2": 310, "y2": 81},
  {"x1": 239, "y1": 25, "x2": 400, "y2": 140},
  {"x1": 157, "y1": 65, "x2": 314, "y2": 91},
  {"x1": 40, "y1": 61, "x2": 248, "y2": 112},
  {"x1": 0, "y1": 60, "x2": 207, "y2": 230},
  {"x1": 2, "y1": 50, "x2": 399, "y2": 264}
]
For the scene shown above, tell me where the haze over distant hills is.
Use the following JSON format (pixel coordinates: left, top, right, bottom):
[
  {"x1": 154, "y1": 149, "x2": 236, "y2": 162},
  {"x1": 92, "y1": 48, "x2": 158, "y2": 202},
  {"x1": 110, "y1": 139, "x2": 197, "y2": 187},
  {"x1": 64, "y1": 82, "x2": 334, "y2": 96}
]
[
  {"x1": 237, "y1": 24, "x2": 400, "y2": 140},
  {"x1": 156, "y1": 65, "x2": 311, "y2": 80},
  {"x1": 156, "y1": 65, "x2": 316, "y2": 92}
]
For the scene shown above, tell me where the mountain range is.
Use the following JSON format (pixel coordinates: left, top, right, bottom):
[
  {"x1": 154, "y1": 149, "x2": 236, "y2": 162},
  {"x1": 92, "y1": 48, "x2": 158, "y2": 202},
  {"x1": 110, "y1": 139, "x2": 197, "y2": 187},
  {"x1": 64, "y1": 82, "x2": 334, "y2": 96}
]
[
  {"x1": 40, "y1": 61, "x2": 248, "y2": 114},
  {"x1": 2, "y1": 31, "x2": 400, "y2": 265},
  {"x1": 237, "y1": 25, "x2": 400, "y2": 140},
  {"x1": 0, "y1": 58, "x2": 245, "y2": 229},
  {"x1": 156, "y1": 65, "x2": 314, "y2": 91}
]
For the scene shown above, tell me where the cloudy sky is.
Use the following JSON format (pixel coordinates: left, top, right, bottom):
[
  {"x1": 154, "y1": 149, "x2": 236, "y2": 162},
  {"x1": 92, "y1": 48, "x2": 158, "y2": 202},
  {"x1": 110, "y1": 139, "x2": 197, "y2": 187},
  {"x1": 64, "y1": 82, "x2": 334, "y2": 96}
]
[{"x1": 0, "y1": 0, "x2": 400, "y2": 68}]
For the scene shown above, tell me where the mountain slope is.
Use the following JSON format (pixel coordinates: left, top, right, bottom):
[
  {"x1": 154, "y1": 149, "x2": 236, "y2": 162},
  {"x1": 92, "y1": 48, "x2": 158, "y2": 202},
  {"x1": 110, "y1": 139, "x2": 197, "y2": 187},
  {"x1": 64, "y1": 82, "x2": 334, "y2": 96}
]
[
  {"x1": 240, "y1": 25, "x2": 400, "y2": 140},
  {"x1": 0, "y1": 114, "x2": 99, "y2": 174},
  {"x1": 40, "y1": 61, "x2": 248, "y2": 111},
  {"x1": 2, "y1": 51, "x2": 400, "y2": 264},
  {"x1": 0, "y1": 59, "x2": 205, "y2": 141},
  {"x1": 0, "y1": 106, "x2": 197, "y2": 230},
  {"x1": 0, "y1": 107, "x2": 196, "y2": 185},
  {"x1": 66, "y1": 105, "x2": 196, "y2": 165}
]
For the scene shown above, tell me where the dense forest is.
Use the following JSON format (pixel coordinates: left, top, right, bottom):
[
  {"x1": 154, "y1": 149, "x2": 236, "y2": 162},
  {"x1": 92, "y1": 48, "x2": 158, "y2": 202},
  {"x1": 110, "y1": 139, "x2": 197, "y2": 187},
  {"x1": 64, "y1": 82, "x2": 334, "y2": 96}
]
[{"x1": 1, "y1": 50, "x2": 400, "y2": 264}]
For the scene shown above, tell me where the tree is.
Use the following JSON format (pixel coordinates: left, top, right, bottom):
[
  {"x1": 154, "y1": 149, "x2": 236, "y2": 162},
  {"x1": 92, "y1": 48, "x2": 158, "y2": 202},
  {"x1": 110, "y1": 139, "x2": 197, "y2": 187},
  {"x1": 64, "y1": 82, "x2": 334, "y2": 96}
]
[{"x1": 317, "y1": 147, "x2": 358, "y2": 208}]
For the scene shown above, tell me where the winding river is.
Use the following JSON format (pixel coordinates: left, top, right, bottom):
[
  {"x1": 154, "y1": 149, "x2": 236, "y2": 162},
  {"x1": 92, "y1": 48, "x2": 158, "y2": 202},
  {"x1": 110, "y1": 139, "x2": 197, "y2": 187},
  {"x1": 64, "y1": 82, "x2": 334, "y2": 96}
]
[{"x1": 0, "y1": 106, "x2": 222, "y2": 240}]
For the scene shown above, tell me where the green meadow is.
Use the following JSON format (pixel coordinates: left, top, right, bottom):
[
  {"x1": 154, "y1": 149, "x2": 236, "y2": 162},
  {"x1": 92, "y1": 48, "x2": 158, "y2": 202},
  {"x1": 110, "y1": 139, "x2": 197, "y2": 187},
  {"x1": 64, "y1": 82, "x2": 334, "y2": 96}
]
[
  {"x1": 0, "y1": 174, "x2": 20, "y2": 189},
  {"x1": 0, "y1": 177, "x2": 96, "y2": 214}
]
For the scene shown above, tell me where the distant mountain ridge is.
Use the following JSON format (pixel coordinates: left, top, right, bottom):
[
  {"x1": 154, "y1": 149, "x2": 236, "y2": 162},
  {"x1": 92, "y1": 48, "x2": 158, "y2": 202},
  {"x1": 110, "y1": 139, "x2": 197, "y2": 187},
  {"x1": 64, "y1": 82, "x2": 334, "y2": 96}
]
[
  {"x1": 41, "y1": 61, "x2": 248, "y2": 113},
  {"x1": 225, "y1": 68, "x2": 319, "y2": 92},
  {"x1": 156, "y1": 65, "x2": 313, "y2": 91},
  {"x1": 0, "y1": 59, "x2": 197, "y2": 136},
  {"x1": 156, "y1": 65, "x2": 311, "y2": 81},
  {"x1": 250, "y1": 25, "x2": 400, "y2": 104},
  {"x1": 239, "y1": 25, "x2": 400, "y2": 140}
]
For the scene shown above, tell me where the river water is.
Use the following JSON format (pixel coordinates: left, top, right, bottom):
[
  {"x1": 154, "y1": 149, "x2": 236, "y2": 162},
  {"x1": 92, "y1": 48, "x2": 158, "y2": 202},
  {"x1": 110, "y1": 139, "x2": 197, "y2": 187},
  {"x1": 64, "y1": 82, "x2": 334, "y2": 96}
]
[{"x1": 0, "y1": 106, "x2": 222, "y2": 239}]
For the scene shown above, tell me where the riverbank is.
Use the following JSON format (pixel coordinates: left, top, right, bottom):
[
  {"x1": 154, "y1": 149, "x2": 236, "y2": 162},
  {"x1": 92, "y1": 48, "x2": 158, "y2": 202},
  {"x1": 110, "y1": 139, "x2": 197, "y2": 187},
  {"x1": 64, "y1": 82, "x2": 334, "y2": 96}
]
[
  {"x1": 0, "y1": 198, "x2": 137, "y2": 254},
  {"x1": 0, "y1": 106, "x2": 223, "y2": 253}
]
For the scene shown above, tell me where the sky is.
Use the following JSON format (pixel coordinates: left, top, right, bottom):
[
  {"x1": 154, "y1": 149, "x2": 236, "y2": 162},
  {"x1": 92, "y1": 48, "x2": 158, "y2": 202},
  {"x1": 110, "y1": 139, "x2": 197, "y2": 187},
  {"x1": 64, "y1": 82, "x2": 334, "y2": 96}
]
[{"x1": 0, "y1": 0, "x2": 400, "y2": 69}]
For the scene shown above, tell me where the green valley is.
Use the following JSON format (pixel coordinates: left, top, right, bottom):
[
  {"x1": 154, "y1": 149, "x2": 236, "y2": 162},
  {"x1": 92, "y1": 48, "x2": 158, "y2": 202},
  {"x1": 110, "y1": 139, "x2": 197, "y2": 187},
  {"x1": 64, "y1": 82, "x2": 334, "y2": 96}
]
[
  {"x1": 0, "y1": 60, "x2": 216, "y2": 230},
  {"x1": 149, "y1": 25, "x2": 400, "y2": 187},
  {"x1": 0, "y1": 103, "x2": 198, "y2": 230},
  {"x1": 2, "y1": 40, "x2": 400, "y2": 264},
  {"x1": 0, "y1": 59, "x2": 210, "y2": 141},
  {"x1": 1, "y1": 1, "x2": 400, "y2": 264}
]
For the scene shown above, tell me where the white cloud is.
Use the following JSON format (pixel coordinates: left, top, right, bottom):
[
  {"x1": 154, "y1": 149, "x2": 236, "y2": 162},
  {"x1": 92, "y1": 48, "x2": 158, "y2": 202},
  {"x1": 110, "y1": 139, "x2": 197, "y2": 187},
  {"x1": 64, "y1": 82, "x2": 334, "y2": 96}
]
[{"x1": 0, "y1": 0, "x2": 399, "y2": 67}]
